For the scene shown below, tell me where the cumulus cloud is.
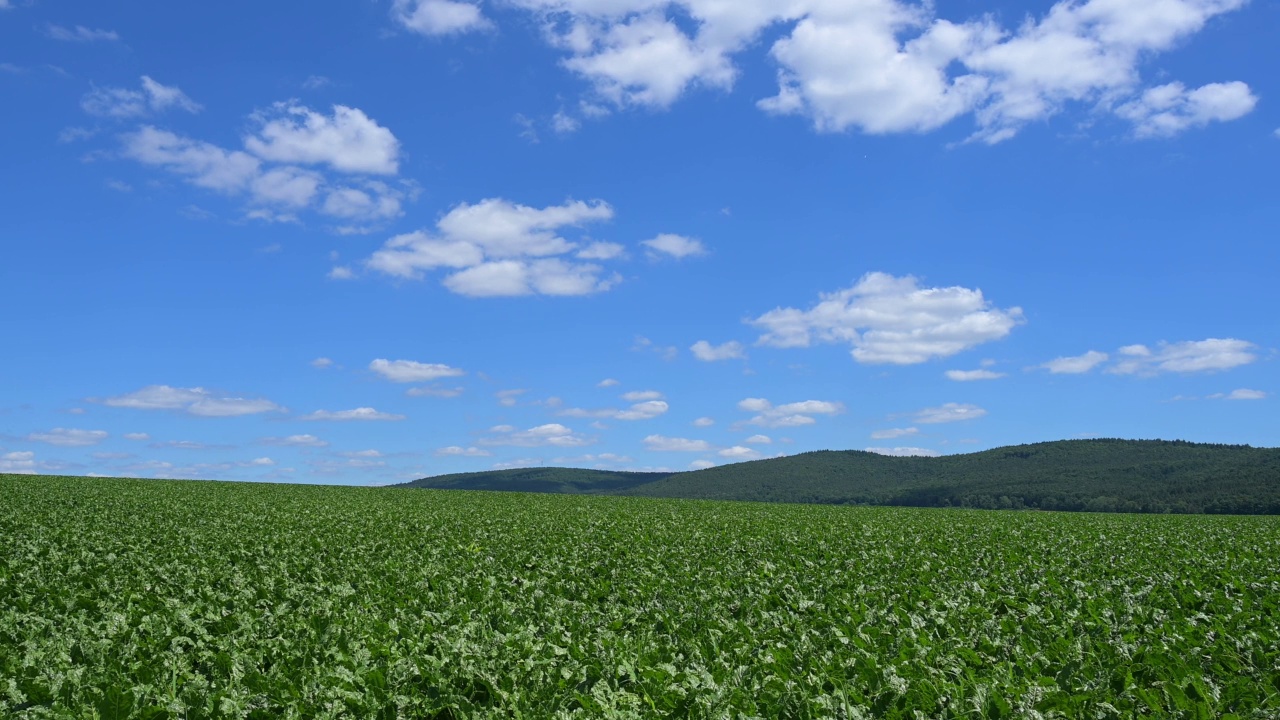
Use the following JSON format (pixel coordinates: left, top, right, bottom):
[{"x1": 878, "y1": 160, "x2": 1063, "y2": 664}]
[
  {"x1": 1108, "y1": 338, "x2": 1257, "y2": 376},
  {"x1": 744, "y1": 434, "x2": 772, "y2": 444},
  {"x1": 719, "y1": 445, "x2": 761, "y2": 460},
  {"x1": 690, "y1": 340, "x2": 745, "y2": 361},
  {"x1": 738, "y1": 397, "x2": 843, "y2": 428},
  {"x1": 1040, "y1": 350, "x2": 1109, "y2": 374},
  {"x1": 48, "y1": 25, "x2": 119, "y2": 42},
  {"x1": 407, "y1": 385, "x2": 465, "y2": 398},
  {"x1": 621, "y1": 390, "x2": 663, "y2": 402},
  {"x1": 914, "y1": 403, "x2": 986, "y2": 424},
  {"x1": 1210, "y1": 388, "x2": 1267, "y2": 401},
  {"x1": 644, "y1": 435, "x2": 712, "y2": 452},
  {"x1": 479, "y1": 423, "x2": 592, "y2": 448},
  {"x1": 82, "y1": 76, "x2": 201, "y2": 118},
  {"x1": 26, "y1": 428, "x2": 108, "y2": 447},
  {"x1": 1116, "y1": 81, "x2": 1257, "y2": 138},
  {"x1": 561, "y1": 399, "x2": 670, "y2": 421},
  {"x1": 260, "y1": 434, "x2": 329, "y2": 447},
  {"x1": 642, "y1": 233, "x2": 705, "y2": 259},
  {"x1": 245, "y1": 103, "x2": 400, "y2": 175},
  {"x1": 689, "y1": 459, "x2": 717, "y2": 470},
  {"x1": 436, "y1": 445, "x2": 493, "y2": 457},
  {"x1": 692, "y1": 416, "x2": 715, "y2": 427},
  {"x1": 577, "y1": 241, "x2": 626, "y2": 260},
  {"x1": 365, "y1": 198, "x2": 637, "y2": 297},
  {"x1": 103, "y1": 385, "x2": 283, "y2": 417},
  {"x1": 123, "y1": 433, "x2": 150, "y2": 441},
  {"x1": 300, "y1": 407, "x2": 407, "y2": 421},
  {"x1": 866, "y1": 446, "x2": 941, "y2": 457},
  {"x1": 119, "y1": 103, "x2": 408, "y2": 228},
  {"x1": 369, "y1": 359, "x2": 465, "y2": 383},
  {"x1": 503, "y1": 0, "x2": 1252, "y2": 142},
  {"x1": 1, "y1": 451, "x2": 38, "y2": 474},
  {"x1": 597, "y1": 378, "x2": 620, "y2": 387},
  {"x1": 870, "y1": 427, "x2": 917, "y2": 440},
  {"x1": 393, "y1": 0, "x2": 492, "y2": 35},
  {"x1": 311, "y1": 357, "x2": 335, "y2": 369},
  {"x1": 945, "y1": 369, "x2": 1005, "y2": 381},
  {"x1": 752, "y1": 272, "x2": 1023, "y2": 364}
]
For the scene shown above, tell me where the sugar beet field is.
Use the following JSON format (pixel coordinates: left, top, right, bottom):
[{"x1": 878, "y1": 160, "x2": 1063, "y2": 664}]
[{"x1": 2, "y1": 475, "x2": 1279, "y2": 719}]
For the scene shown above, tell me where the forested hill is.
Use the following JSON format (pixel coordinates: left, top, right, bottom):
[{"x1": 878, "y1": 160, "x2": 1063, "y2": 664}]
[{"x1": 400, "y1": 439, "x2": 1280, "y2": 514}]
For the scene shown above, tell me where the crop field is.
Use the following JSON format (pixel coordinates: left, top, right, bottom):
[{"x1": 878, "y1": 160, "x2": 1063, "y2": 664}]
[{"x1": 2, "y1": 475, "x2": 1279, "y2": 719}]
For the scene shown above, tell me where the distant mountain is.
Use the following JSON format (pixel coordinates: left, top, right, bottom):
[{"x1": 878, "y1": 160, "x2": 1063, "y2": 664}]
[{"x1": 399, "y1": 439, "x2": 1280, "y2": 514}]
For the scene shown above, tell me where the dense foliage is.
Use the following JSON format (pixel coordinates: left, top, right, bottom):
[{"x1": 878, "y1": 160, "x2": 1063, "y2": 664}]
[
  {"x1": 405, "y1": 439, "x2": 1280, "y2": 514},
  {"x1": 3, "y1": 474, "x2": 1279, "y2": 718}
]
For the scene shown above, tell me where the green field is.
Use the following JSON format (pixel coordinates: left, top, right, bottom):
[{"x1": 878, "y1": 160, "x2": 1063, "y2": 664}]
[{"x1": 3, "y1": 474, "x2": 1279, "y2": 718}]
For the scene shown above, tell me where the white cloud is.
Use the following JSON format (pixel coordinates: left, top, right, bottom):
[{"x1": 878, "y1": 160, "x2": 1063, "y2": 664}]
[
  {"x1": 1108, "y1": 338, "x2": 1257, "y2": 376},
  {"x1": 245, "y1": 103, "x2": 400, "y2": 175},
  {"x1": 866, "y1": 446, "x2": 940, "y2": 457},
  {"x1": 82, "y1": 76, "x2": 201, "y2": 118},
  {"x1": 122, "y1": 127, "x2": 262, "y2": 193},
  {"x1": 1040, "y1": 350, "x2": 1109, "y2": 374},
  {"x1": 633, "y1": 335, "x2": 679, "y2": 360},
  {"x1": 719, "y1": 445, "x2": 761, "y2": 460},
  {"x1": 643, "y1": 435, "x2": 712, "y2": 452},
  {"x1": 870, "y1": 427, "x2": 917, "y2": 440},
  {"x1": 689, "y1": 459, "x2": 717, "y2": 470},
  {"x1": 329, "y1": 266, "x2": 356, "y2": 280},
  {"x1": 914, "y1": 403, "x2": 986, "y2": 424},
  {"x1": 407, "y1": 385, "x2": 465, "y2": 398},
  {"x1": 597, "y1": 378, "x2": 620, "y2": 387},
  {"x1": 506, "y1": 0, "x2": 1251, "y2": 142},
  {"x1": 641, "y1": 233, "x2": 705, "y2": 259},
  {"x1": 561, "y1": 399, "x2": 669, "y2": 421},
  {"x1": 26, "y1": 428, "x2": 108, "y2": 447},
  {"x1": 690, "y1": 340, "x2": 745, "y2": 361},
  {"x1": 123, "y1": 432, "x2": 150, "y2": 441},
  {"x1": 577, "y1": 241, "x2": 625, "y2": 260},
  {"x1": 497, "y1": 389, "x2": 528, "y2": 406},
  {"x1": 260, "y1": 434, "x2": 329, "y2": 447},
  {"x1": 1, "y1": 451, "x2": 37, "y2": 474},
  {"x1": 945, "y1": 368, "x2": 1005, "y2": 381},
  {"x1": 480, "y1": 423, "x2": 592, "y2": 448},
  {"x1": 692, "y1": 416, "x2": 715, "y2": 427},
  {"x1": 300, "y1": 407, "x2": 407, "y2": 421},
  {"x1": 393, "y1": 0, "x2": 492, "y2": 35},
  {"x1": 1213, "y1": 388, "x2": 1267, "y2": 401},
  {"x1": 247, "y1": 457, "x2": 275, "y2": 466},
  {"x1": 438, "y1": 198, "x2": 613, "y2": 258},
  {"x1": 369, "y1": 359, "x2": 466, "y2": 383},
  {"x1": 366, "y1": 198, "x2": 627, "y2": 297},
  {"x1": 752, "y1": 272, "x2": 1023, "y2": 364},
  {"x1": 436, "y1": 445, "x2": 493, "y2": 457},
  {"x1": 738, "y1": 397, "x2": 843, "y2": 428},
  {"x1": 311, "y1": 357, "x2": 334, "y2": 369},
  {"x1": 48, "y1": 25, "x2": 119, "y2": 42},
  {"x1": 744, "y1": 434, "x2": 772, "y2": 444},
  {"x1": 103, "y1": 385, "x2": 283, "y2": 417},
  {"x1": 621, "y1": 390, "x2": 663, "y2": 402},
  {"x1": 561, "y1": 13, "x2": 738, "y2": 108},
  {"x1": 552, "y1": 110, "x2": 582, "y2": 134},
  {"x1": 122, "y1": 103, "x2": 408, "y2": 228},
  {"x1": 1117, "y1": 81, "x2": 1257, "y2": 138}
]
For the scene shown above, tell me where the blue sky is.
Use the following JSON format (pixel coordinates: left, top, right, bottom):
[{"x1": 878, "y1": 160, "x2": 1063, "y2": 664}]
[{"x1": 1, "y1": 0, "x2": 1276, "y2": 484}]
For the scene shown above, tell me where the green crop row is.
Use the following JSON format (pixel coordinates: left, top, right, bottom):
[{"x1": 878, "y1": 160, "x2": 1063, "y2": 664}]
[{"x1": 2, "y1": 474, "x2": 1278, "y2": 718}]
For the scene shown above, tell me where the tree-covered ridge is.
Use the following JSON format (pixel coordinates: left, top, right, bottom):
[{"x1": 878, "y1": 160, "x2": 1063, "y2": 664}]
[{"x1": 402, "y1": 439, "x2": 1280, "y2": 514}]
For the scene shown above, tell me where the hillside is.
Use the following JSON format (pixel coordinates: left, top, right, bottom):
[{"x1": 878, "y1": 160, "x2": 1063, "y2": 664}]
[
  {"x1": 401, "y1": 439, "x2": 1280, "y2": 514},
  {"x1": 402, "y1": 466, "x2": 672, "y2": 494}
]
